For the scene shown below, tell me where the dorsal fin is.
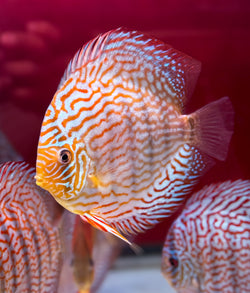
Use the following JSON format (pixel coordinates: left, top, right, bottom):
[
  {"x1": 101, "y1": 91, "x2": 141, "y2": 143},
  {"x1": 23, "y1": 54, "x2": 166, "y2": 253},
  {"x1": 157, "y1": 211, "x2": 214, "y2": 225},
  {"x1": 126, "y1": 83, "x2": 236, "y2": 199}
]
[
  {"x1": 0, "y1": 161, "x2": 34, "y2": 187},
  {"x1": 57, "y1": 27, "x2": 201, "y2": 110},
  {"x1": 57, "y1": 30, "x2": 111, "y2": 89}
]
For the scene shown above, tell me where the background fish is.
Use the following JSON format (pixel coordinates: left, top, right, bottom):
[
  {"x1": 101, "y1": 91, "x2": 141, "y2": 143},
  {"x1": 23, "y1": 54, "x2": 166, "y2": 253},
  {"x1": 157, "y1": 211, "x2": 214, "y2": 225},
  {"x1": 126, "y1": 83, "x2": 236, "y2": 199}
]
[
  {"x1": 35, "y1": 28, "x2": 234, "y2": 243},
  {"x1": 58, "y1": 210, "x2": 94, "y2": 293},
  {"x1": 0, "y1": 161, "x2": 62, "y2": 292},
  {"x1": 162, "y1": 180, "x2": 250, "y2": 293},
  {"x1": 0, "y1": 130, "x2": 22, "y2": 162},
  {"x1": 58, "y1": 210, "x2": 124, "y2": 293},
  {"x1": 90, "y1": 229, "x2": 125, "y2": 293},
  {"x1": 72, "y1": 215, "x2": 94, "y2": 292}
]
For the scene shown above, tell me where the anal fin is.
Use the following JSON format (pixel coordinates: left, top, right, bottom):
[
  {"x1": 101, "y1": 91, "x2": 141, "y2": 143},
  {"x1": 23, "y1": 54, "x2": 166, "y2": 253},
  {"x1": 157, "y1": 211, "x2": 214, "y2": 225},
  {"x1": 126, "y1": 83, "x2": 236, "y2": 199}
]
[
  {"x1": 80, "y1": 213, "x2": 142, "y2": 254},
  {"x1": 80, "y1": 213, "x2": 132, "y2": 246}
]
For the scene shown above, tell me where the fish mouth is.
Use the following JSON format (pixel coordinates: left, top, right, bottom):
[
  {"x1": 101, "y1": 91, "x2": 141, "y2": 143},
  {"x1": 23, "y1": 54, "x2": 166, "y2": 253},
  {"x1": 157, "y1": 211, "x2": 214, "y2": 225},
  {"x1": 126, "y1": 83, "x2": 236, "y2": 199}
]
[{"x1": 34, "y1": 175, "x2": 45, "y2": 187}]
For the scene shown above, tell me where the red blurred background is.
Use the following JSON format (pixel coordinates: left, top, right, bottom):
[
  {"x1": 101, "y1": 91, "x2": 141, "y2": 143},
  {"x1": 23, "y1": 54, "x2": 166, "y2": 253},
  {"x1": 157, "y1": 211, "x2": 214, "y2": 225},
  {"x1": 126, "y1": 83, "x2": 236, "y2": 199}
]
[{"x1": 0, "y1": 0, "x2": 249, "y2": 247}]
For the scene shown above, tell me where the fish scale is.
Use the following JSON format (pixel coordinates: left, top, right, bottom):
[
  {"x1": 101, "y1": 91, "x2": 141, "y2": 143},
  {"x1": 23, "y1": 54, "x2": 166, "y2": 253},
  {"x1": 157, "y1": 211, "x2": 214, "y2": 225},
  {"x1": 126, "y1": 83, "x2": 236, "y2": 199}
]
[
  {"x1": 0, "y1": 162, "x2": 61, "y2": 292},
  {"x1": 36, "y1": 28, "x2": 234, "y2": 242},
  {"x1": 162, "y1": 180, "x2": 250, "y2": 293}
]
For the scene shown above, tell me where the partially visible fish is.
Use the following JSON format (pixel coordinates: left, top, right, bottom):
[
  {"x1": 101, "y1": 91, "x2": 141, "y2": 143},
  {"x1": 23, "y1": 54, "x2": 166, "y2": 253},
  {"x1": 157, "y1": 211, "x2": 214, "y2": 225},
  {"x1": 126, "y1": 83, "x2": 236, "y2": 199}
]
[
  {"x1": 0, "y1": 130, "x2": 22, "y2": 162},
  {"x1": 58, "y1": 210, "x2": 124, "y2": 293},
  {"x1": 57, "y1": 210, "x2": 93, "y2": 293},
  {"x1": 35, "y1": 28, "x2": 234, "y2": 244},
  {"x1": 71, "y1": 214, "x2": 94, "y2": 292},
  {"x1": 90, "y1": 229, "x2": 125, "y2": 293},
  {"x1": 162, "y1": 180, "x2": 250, "y2": 293},
  {"x1": 0, "y1": 161, "x2": 62, "y2": 292},
  {"x1": 0, "y1": 20, "x2": 64, "y2": 108}
]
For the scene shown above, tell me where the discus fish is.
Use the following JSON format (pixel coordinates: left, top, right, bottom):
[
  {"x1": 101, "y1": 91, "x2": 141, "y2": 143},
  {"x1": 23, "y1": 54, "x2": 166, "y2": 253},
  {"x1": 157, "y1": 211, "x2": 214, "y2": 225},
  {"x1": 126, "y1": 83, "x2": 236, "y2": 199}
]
[
  {"x1": 35, "y1": 28, "x2": 234, "y2": 244},
  {"x1": 0, "y1": 161, "x2": 62, "y2": 292},
  {"x1": 162, "y1": 180, "x2": 250, "y2": 293},
  {"x1": 0, "y1": 130, "x2": 22, "y2": 162},
  {"x1": 58, "y1": 210, "x2": 94, "y2": 293},
  {"x1": 90, "y1": 229, "x2": 124, "y2": 293},
  {"x1": 59, "y1": 210, "x2": 124, "y2": 293},
  {"x1": 72, "y1": 216, "x2": 94, "y2": 292}
]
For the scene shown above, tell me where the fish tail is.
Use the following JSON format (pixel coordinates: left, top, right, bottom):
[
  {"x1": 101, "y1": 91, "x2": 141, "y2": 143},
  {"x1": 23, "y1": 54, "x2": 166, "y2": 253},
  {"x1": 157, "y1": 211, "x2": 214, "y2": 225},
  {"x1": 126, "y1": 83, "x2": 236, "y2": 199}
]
[{"x1": 188, "y1": 96, "x2": 234, "y2": 161}]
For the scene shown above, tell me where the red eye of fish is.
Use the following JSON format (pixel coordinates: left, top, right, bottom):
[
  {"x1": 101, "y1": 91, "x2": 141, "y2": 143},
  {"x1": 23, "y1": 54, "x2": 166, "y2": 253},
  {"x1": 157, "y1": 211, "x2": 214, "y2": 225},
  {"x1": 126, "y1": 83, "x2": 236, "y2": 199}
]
[
  {"x1": 169, "y1": 256, "x2": 179, "y2": 268},
  {"x1": 59, "y1": 149, "x2": 71, "y2": 164}
]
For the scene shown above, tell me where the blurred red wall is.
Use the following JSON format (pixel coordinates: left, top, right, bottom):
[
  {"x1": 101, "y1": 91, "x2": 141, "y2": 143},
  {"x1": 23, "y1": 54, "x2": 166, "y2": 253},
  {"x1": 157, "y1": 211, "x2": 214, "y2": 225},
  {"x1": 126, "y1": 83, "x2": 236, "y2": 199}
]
[{"x1": 0, "y1": 0, "x2": 249, "y2": 246}]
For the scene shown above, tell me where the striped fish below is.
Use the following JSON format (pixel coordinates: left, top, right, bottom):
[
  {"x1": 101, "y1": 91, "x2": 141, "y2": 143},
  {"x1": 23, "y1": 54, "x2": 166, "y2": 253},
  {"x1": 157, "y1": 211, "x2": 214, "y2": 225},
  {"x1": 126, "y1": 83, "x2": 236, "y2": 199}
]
[
  {"x1": 0, "y1": 161, "x2": 62, "y2": 292},
  {"x1": 35, "y1": 28, "x2": 234, "y2": 244},
  {"x1": 162, "y1": 180, "x2": 250, "y2": 293}
]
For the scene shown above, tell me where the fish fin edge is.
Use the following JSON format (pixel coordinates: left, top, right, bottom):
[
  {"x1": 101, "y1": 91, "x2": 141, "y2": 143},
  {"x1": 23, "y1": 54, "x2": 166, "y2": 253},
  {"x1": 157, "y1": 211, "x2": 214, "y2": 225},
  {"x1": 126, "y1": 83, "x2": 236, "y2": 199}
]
[
  {"x1": 189, "y1": 96, "x2": 234, "y2": 161},
  {"x1": 80, "y1": 213, "x2": 132, "y2": 246}
]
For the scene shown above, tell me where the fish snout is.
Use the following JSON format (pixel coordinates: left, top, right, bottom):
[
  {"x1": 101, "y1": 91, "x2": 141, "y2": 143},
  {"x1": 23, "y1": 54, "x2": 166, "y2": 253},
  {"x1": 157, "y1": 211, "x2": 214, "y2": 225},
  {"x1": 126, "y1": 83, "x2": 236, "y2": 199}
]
[{"x1": 34, "y1": 174, "x2": 45, "y2": 187}]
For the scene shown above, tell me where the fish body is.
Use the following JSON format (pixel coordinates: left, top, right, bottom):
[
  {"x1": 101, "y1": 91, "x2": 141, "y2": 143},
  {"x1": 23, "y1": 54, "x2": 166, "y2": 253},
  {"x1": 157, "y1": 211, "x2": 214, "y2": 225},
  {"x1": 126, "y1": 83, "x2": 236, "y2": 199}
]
[
  {"x1": 58, "y1": 210, "x2": 123, "y2": 293},
  {"x1": 162, "y1": 180, "x2": 250, "y2": 293},
  {"x1": 36, "y1": 28, "x2": 234, "y2": 240},
  {"x1": 0, "y1": 161, "x2": 62, "y2": 292}
]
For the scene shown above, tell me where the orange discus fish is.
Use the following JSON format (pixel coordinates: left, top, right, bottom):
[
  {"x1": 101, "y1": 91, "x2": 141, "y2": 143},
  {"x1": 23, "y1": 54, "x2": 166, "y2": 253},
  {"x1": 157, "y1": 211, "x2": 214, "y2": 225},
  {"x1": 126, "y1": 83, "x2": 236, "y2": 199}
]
[
  {"x1": 0, "y1": 161, "x2": 62, "y2": 292},
  {"x1": 35, "y1": 28, "x2": 234, "y2": 243}
]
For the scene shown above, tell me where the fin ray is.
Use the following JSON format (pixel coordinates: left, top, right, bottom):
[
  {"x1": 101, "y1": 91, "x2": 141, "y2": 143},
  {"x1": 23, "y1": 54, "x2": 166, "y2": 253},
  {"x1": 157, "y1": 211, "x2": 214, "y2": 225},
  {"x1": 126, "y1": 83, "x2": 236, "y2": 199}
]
[
  {"x1": 80, "y1": 213, "x2": 132, "y2": 246},
  {"x1": 58, "y1": 27, "x2": 201, "y2": 109},
  {"x1": 189, "y1": 96, "x2": 234, "y2": 161}
]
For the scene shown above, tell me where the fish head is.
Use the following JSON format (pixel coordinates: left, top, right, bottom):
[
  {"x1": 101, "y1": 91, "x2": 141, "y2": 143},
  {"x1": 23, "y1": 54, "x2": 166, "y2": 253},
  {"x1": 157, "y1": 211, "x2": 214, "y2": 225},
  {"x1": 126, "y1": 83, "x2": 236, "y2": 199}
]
[
  {"x1": 35, "y1": 114, "x2": 92, "y2": 204},
  {"x1": 162, "y1": 227, "x2": 200, "y2": 292},
  {"x1": 162, "y1": 240, "x2": 182, "y2": 288}
]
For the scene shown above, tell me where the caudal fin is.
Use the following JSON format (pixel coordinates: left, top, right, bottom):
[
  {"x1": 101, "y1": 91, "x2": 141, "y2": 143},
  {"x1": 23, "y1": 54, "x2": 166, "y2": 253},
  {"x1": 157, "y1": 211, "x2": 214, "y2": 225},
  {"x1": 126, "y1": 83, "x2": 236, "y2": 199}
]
[{"x1": 190, "y1": 97, "x2": 234, "y2": 161}]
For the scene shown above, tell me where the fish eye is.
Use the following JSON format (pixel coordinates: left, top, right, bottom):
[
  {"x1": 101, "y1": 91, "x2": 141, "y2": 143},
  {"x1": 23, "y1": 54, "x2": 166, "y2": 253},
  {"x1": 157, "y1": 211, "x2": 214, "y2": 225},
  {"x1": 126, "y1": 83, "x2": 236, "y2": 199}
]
[
  {"x1": 169, "y1": 256, "x2": 178, "y2": 269},
  {"x1": 59, "y1": 149, "x2": 71, "y2": 164}
]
